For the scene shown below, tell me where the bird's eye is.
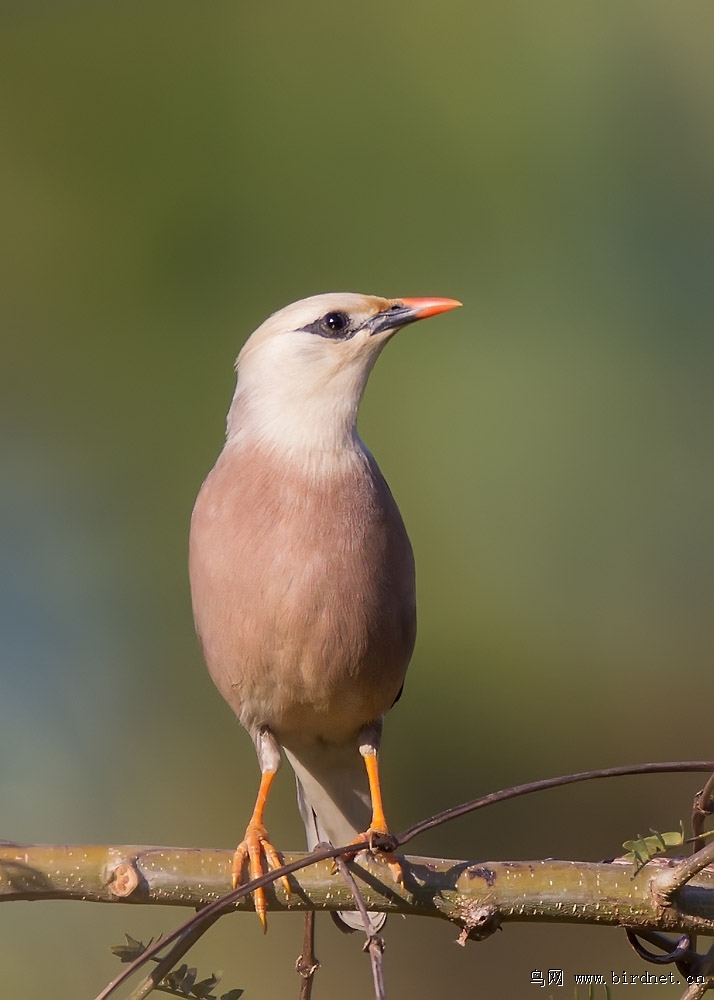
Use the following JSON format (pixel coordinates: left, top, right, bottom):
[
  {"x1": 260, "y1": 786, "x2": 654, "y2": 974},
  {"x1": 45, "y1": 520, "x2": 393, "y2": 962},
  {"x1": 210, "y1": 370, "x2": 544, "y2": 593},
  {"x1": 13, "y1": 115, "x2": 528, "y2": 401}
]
[
  {"x1": 304, "y1": 310, "x2": 354, "y2": 340},
  {"x1": 323, "y1": 311, "x2": 349, "y2": 335}
]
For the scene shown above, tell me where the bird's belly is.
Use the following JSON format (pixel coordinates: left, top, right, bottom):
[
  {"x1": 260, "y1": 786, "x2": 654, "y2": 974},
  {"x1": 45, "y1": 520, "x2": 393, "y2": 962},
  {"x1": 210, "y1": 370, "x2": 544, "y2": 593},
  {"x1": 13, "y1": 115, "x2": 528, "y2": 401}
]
[
  {"x1": 256, "y1": 680, "x2": 395, "y2": 749},
  {"x1": 189, "y1": 446, "x2": 416, "y2": 744},
  {"x1": 209, "y1": 575, "x2": 410, "y2": 743}
]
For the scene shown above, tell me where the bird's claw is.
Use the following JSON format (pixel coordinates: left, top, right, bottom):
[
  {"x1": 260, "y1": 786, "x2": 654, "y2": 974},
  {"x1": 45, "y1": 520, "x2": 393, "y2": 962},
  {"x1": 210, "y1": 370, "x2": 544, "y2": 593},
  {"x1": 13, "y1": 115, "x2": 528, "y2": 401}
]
[
  {"x1": 348, "y1": 827, "x2": 404, "y2": 885},
  {"x1": 231, "y1": 822, "x2": 290, "y2": 932}
]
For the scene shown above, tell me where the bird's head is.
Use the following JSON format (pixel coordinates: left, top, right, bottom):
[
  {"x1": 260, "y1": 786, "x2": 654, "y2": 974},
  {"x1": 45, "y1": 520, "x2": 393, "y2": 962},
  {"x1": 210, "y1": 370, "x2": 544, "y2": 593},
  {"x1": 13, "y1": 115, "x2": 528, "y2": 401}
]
[{"x1": 227, "y1": 292, "x2": 461, "y2": 462}]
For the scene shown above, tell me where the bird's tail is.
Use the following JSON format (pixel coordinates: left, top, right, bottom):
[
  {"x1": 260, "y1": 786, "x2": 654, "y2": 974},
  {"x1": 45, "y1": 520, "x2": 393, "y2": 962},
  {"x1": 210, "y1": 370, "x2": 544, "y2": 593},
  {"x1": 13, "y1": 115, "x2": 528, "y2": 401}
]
[{"x1": 284, "y1": 743, "x2": 387, "y2": 933}]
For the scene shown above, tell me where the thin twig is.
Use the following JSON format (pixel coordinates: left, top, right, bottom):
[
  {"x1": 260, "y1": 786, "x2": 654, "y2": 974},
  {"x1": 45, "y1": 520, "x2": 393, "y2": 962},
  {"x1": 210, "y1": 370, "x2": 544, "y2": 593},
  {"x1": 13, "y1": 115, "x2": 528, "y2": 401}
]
[
  {"x1": 697, "y1": 942, "x2": 714, "y2": 979},
  {"x1": 678, "y1": 941, "x2": 714, "y2": 999},
  {"x1": 125, "y1": 914, "x2": 220, "y2": 1000},
  {"x1": 395, "y1": 761, "x2": 714, "y2": 846},
  {"x1": 93, "y1": 842, "x2": 351, "y2": 1000},
  {"x1": 92, "y1": 759, "x2": 714, "y2": 1000},
  {"x1": 296, "y1": 912, "x2": 319, "y2": 1000},
  {"x1": 624, "y1": 928, "x2": 693, "y2": 967},
  {"x1": 334, "y1": 856, "x2": 386, "y2": 1000}
]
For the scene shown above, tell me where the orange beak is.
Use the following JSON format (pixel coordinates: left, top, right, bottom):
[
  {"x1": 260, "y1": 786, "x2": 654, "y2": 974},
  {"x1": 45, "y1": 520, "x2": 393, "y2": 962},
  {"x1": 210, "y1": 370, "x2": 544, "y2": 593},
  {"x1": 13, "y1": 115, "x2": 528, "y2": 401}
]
[
  {"x1": 368, "y1": 296, "x2": 462, "y2": 336},
  {"x1": 396, "y1": 297, "x2": 463, "y2": 319}
]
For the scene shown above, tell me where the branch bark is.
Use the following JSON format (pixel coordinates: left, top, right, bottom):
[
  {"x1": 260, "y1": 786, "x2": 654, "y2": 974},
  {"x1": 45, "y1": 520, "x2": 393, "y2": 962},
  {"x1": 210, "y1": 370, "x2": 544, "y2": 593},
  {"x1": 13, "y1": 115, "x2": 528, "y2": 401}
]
[{"x1": 2, "y1": 842, "x2": 714, "y2": 939}]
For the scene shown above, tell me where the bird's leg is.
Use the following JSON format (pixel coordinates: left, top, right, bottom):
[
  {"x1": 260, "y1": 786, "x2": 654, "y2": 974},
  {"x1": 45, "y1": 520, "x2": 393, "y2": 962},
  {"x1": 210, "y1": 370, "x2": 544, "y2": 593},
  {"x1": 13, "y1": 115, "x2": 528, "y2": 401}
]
[
  {"x1": 232, "y1": 727, "x2": 290, "y2": 932},
  {"x1": 353, "y1": 723, "x2": 404, "y2": 885},
  {"x1": 362, "y1": 750, "x2": 389, "y2": 837}
]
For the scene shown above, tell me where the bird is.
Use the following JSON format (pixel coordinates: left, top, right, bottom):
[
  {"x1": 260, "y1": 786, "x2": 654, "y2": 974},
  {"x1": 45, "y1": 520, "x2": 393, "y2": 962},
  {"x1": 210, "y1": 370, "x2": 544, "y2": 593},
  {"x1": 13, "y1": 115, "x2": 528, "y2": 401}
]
[{"x1": 189, "y1": 291, "x2": 461, "y2": 931}]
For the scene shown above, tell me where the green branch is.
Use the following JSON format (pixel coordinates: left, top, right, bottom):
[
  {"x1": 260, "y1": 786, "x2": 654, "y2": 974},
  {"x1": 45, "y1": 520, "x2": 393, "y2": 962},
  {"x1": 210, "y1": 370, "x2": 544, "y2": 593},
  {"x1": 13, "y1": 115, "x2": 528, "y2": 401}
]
[{"x1": 2, "y1": 842, "x2": 714, "y2": 938}]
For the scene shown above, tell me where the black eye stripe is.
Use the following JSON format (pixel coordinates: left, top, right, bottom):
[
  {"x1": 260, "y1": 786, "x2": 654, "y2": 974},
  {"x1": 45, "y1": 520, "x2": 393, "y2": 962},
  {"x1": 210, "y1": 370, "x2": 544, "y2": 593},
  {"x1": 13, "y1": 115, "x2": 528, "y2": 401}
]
[{"x1": 303, "y1": 310, "x2": 358, "y2": 341}]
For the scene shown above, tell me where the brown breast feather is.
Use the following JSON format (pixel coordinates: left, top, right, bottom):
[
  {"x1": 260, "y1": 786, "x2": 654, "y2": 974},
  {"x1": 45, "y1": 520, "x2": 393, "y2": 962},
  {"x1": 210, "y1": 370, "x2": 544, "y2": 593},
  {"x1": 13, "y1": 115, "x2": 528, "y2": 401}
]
[{"x1": 189, "y1": 443, "x2": 416, "y2": 748}]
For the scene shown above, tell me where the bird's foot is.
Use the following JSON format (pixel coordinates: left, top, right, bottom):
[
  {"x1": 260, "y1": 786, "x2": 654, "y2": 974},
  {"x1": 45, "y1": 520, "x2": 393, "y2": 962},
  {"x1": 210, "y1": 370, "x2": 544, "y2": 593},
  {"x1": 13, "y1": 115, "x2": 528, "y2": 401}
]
[
  {"x1": 231, "y1": 822, "x2": 290, "y2": 932},
  {"x1": 349, "y1": 826, "x2": 404, "y2": 885}
]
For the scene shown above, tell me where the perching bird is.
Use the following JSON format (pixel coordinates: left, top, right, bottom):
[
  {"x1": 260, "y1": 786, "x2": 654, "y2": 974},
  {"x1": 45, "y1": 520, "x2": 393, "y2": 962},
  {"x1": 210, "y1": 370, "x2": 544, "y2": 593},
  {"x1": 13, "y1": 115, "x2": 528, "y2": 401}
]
[{"x1": 189, "y1": 292, "x2": 461, "y2": 931}]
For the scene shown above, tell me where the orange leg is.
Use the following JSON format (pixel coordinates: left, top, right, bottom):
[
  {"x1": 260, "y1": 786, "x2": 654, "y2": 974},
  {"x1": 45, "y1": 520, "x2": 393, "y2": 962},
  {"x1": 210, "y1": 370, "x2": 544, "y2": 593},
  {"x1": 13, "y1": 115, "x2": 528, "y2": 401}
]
[
  {"x1": 363, "y1": 751, "x2": 388, "y2": 835},
  {"x1": 231, "y1": 768, "x2": 290, "y2": 932},
  {"x1": 353, "y1": 748, "x2": 404, "y2": 884}
]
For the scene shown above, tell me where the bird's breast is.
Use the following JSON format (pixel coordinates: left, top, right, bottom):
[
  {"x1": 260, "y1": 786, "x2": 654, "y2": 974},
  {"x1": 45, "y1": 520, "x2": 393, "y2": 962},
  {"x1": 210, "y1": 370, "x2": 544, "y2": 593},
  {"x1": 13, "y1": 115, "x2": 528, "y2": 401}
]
[{"x1": 189, "y1": 443, "x2": 416, "y2": 744}]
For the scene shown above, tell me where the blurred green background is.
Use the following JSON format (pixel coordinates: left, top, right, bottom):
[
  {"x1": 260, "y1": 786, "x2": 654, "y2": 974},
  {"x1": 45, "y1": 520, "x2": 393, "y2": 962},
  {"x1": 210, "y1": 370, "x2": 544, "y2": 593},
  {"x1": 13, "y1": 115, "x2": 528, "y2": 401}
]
[{"x1": 2, "y1": 3, "x2": 713, "y2": 997}]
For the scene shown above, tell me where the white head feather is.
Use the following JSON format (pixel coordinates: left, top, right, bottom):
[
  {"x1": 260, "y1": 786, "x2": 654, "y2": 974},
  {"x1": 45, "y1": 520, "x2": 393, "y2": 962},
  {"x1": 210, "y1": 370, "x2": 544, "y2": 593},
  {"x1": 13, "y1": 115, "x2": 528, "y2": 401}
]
[{"x1": 226, "y1": 292, "x2": 401, "y2": 463}]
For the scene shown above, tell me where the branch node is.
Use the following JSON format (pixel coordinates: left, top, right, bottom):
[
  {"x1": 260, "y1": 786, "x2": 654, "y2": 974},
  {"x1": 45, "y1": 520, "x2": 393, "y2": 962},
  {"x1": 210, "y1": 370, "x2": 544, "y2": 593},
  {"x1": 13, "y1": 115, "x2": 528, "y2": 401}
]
[
  {"x1": 653, "y1": 842, "x2": 714, "y2": 904},
  {"x1": 361, "y1": 935, "x2": 385, "y2": 956},
  {"x1": 295, "y1": 955, "x2": 320, "y2": 980},
  {"x1": 457, "y1": 902, "x2": 501, "y2": 945},
  {"x1": 109, "y1": 861, "x2": 140, "y2": 898}
]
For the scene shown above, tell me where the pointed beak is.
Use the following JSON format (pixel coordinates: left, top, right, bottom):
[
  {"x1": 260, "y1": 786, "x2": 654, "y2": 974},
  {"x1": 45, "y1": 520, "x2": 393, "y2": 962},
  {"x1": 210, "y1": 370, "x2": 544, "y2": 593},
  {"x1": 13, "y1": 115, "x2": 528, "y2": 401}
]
[
  {"x1": 397, "y1": 297, "x2": 463, "y2": 319},
  {"x1": 367, "y1": 297, "x2": 462, "y2": 336}
]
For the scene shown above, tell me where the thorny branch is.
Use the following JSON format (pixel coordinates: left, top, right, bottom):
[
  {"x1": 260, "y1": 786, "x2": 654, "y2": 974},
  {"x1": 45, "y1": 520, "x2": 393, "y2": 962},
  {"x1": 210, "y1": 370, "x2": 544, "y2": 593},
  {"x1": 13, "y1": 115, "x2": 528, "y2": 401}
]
[{"x1": 2, "y1": 760, "x2": 714, "y2": 1000}]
